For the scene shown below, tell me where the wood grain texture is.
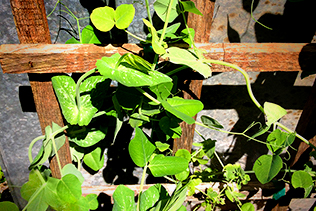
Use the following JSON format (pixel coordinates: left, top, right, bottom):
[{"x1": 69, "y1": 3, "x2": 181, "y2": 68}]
[
  {"x1": 1, "y1": 43, "x2": 314, "y2": 74},
  {"x1": 10, "y1": 0, "x2": 71, "y2": 179}
]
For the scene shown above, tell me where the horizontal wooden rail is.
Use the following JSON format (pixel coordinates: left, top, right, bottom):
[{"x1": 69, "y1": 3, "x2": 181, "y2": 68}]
[{"x1": 0, "y1": 43, "x2": 315, "y2": 74}]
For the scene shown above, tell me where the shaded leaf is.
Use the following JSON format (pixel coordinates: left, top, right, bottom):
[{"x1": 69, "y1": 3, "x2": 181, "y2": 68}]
[{"x1": 253, "y1": 155, "x2": 282, "y2": 184}]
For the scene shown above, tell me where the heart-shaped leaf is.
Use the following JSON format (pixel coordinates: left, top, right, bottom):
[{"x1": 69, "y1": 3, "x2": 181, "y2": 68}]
[
  {"x1": 253, "y1": 155, "x2": 282, "y2": 184},
  {"x1": 83, "y1": 147, "x2": 105, "y2": 171},
  {"x1": 115, "y1": 4, "x2": 135, "y2": 29},
  {"x1": 264, "y1": 102, "x2": 287, "y2": 126},
  {"x1": 91, "y1": 6, "x2": 115, "y2": 32}
]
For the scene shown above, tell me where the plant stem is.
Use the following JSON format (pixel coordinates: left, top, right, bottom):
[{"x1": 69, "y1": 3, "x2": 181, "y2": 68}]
[
  {"x1": 203, "y1": 59, "x2": 264, "y2": 114},
  {"x1": 166, "y1": 65, "x2": 188, "y2": 76},
  {"x1": 159, "y1": 0, "x2": 174, "y2": 45},
  {"x1": 76, "y1": 68, "x2": 96, "y2": 111},
  {"x1": 144, "y1": 0, "x2": 153, "y2": 26},
  {"x1": 124, "y1": 30, "x2": 147, "y2": 42},
  {"x1": 137, "y1": 163, "x2": 148, "y2": 211},
  {"x1": 28, "y1": 135, "x2": 45, "y2": 163},
  {"x1": 214, "y1": 151, "x2": 225, "y2": 169},
  {"x1": 275, "y1": 122, "x2": 316, "y2": 151},
  {"x1": 136, "y1": 87, "x2": 161, "y2": 105},
  {"x1": 51, "y1": 136, "x2": 63, "y2": 175}
]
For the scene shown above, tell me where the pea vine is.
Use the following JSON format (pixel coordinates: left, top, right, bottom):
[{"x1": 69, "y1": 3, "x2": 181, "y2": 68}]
[{"x1": 2, "y1": 0, "x2": 316, "y2": 211}]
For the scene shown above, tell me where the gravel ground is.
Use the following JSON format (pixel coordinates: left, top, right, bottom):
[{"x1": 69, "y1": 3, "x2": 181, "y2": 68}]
[{"x1": 0, "y1": 0, "x2": 315, "y2": 209}]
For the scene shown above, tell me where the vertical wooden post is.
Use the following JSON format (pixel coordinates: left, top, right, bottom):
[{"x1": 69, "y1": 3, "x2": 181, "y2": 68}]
[
  {"x1": 173, "y1": 0, "x2": 215, "y2": 153},
  {"x1": 10, "y1": 0, "x2": 71, "y2": 178}
]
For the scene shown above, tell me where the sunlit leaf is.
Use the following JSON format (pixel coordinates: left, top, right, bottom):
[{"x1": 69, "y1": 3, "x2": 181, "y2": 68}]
[
  {"x1": 149, "y1": 154, "x2": 188, "y2": 177},
  {"x1": 115, "y1": 4, "x2": 135, "y2": 29},
  {"x1": 180, "y1": 1, "x2": 202, "y2": 15},
  {"x1": 113, "y1": 185, "x2": 136, "y2": 211},
  {"x1": 83, "y1": 147, "x2": 105, "y2": 171},
  {"x1": 264, "y1": 102, "x2": 287, "y2": 126},
  {"x1": 253, "y1": 155, "x2": 282, "y2": 184},
  {"x1": 154, "y1": 0, "x2": 179, "y2": 23},
  {"x1": 91, "y1": 6, "x2": 115, "y2": 32}
]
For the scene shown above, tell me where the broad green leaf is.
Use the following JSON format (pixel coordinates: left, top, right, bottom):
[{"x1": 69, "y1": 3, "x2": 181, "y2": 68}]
[
  {"x1": 61, "y1": 163, "x2": 84, "y2": 184},
  {"x1": 253, "y1": 155, "x2": 282, "y2": 184},
  {"x1": 155, "y1": 141, "x2": 170, "y2": 152},
  {"x1": 241, "y1": 202, "x2": 255, "y2": 211},
  {"x1": 122, "y1": 53, "x2": 152, "y2": 73},
  {"x1": 156, "y1": 23, "x2": 181, "y2": 38},
  {"x1": 163, "y1": 47, "x2": 212, "y2": 78},
  {"x1": 149, "y1": 154, "x2": 188, "y2": 177},
  {"x1": 96, "y1": 55, "x2": 172, "y2": 87},
  {"x1": 52, "y1": 76, "x2": 78, "y2": 124},
  {"x1": 180, "y1": 1, "x2": 203, "y2": 15},
  {"x1": 113, "y1": 185, "x2": 136, "y2": 211},
  {"x1": 0, "y1": 201, "x2": 19, "y2": 211},
  {"x1": 143, "y1": 19, "x2": 166, "y2": 55},
  {"x1": 21, "y1": 170, "x2": 49, "y2": 211},
  {"x1": 86, "y1": 194, "x2": 99, "y2": 210},
  {"x1": 128, "y1": 127, "x2": 156, "y2": 167},
  {"x1": 44, "y1": 177, "x2": 63, "y2": 210},
  {"x1": 81, "y1": 25, "x2": 101, "y2": 44},
  {"x1": 161, "y1": 100, "x2": 195, "y2": 124},
  {"x1": 57, "y1": 174, "x2": 82, "y2": 204},
  {"x1": 68, "y1": 127, "x2": 106, "y2": 147},
  {"x1": 91, "y1": 6, "x2": 115, "y2": 32},
  {"x1": 291, "y1": 170, "x2": 313, "y2": 189},
  {"x1": 129, "y1": 113, "x2": 150, "y2": 128},
  {"x1": 201, "y1": 115, "x2": 224, "y2": 129},
  {"x1": 140, "y1": 185, "x2": 160, "y2": 211},
  {"x1": 267, "y1": 129, "x2": 287, "y2": 154},
  {"x1": 154, "y1": 0, "x2": 179, "y2": 23},
  {"x1": 115, "y1": 4, "x2": 135, "y2": 29},
  {"x1": 159, "y1": 116, "x2": 182, "y2": 138},
  {"x1": 83, "y1": 147, "x2": 105, "y2": 171},
  {"x1": 264, "y1": 102, "x2": 287, "y2": 126},
  {"x1": 167, "y1": 96, "x2": 204, "y2": 117}
]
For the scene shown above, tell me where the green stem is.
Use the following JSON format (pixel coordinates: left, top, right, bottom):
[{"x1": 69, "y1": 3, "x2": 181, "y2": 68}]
[
  {"x1": 275, "y1": 122, "x2": 316, "y2": 151},
  {"x1": 144, "y1": 0, "x2": 153, "y2": 26},
  {"x1": 166, "y1": 65, "x2": 188, "y2": 76},
  {"x1": 137, "y1": 163, "x2": 148, "y2": 211},
  {"x1": 76, "y1": 68, "x2": 96, "y2": 111},
  {"x1": 125, "y1": 30, "x2": 147, "y2": 42},
  {"x1": 250, "y1": 0, "x2": 272, "y2": 30},
  {"x1": 51, "y1": 136, "x2": 63, "y2": 175},
  {"x1": 136, "y1": 87, "x2": 161, "y2": 105},
  {"x1": 203, "y1": 59, "x2": 264, "y2": 113},
  {"x1": 214, "y1": 151, "x2": 224, "y2": 169},
  {"x1": 159, "y1": 0, "x2": 175, "y2": 45},
  {"x1": 47, "y1": 0, "x2": 60, "y2": 17},
  {"x1": 28, "y1": 135, "x2": 45, "y2": 163}
]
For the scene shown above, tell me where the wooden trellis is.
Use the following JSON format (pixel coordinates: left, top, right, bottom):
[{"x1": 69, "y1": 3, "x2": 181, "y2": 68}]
[{"x1": 1, "y1": 0, "x2": 316, "y2": 210}]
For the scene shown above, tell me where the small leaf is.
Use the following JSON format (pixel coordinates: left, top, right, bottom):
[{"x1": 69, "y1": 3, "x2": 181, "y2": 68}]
[
  {"x1": 253, "y1": 155, "x2": 282, "y2": 184},
  {"x1": 201, "y1": 115, "x2": 224, "y2": 129},
  {"x1": 267, "y1": 129, "x2": 287, "y2": 154},
  {"x1": 85, "y1": 194, "x2": 99, "y2": 210},
  {"x1": 155, "y1": 141, "x2": 170, "y2": 152},
  {"x1": 149, "y1": 154, "x2": 188, "y2": 177},
  {"x1": 180, "y1": 1, "x2": 203, "y2": 15},
  {"x1": 113, "y1": 185, "x2": 136, "y2": 211},
  {"x1": 264, "y1": 102, "x2": 287, "y2": 126},
  {"x1": 115, "y1": 4, "x2": 135, "y2": 29},
  {"x1": 0, "y1": 201, "x2": 19, "y2": 211},
  {"x1": 81, "y1": 25, "x2": 101, "y2": 44},
  {"x1": 159, "y1": 116, "x2": 182, "y2": 139},
  {"x1": 129, "y1": 113, "x2": 150, "y2": 128},
  {"x1": 140, "y1": 185, "x2": 160, "y2": 211},
  {"x1": 129, "y1": 128, "x2": 156, "y2": 167},
  {"x1": 143, "y1": 19, "x2": 166, "y2": 55},
  {"x1": 292, "y1": 170, "x2": 313, "y2": 189},
  {"x1": 241, "y1": 202, "x2": 255, "y2": 211},
  {"x1": 167, "y1": 97, "x2": 204, "y2": 118},
  {"x1": 91, "y1": 6, "x2": 115, "y2": 32},
  {"x1": 83, "y1": 147, "x2": 105, "y2": 171}
]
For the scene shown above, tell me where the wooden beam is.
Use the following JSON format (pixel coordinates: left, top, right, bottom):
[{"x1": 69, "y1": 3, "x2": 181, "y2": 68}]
[
  {"x1": 10, "y1": 0, "x2": 71, "y2": 179},
  {"x1": 1, "y1": 43, "x2": 314, "y2": 74}
]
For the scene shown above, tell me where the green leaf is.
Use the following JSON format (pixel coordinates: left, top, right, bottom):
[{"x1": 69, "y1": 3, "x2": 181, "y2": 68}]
[
  {"x1": 83, "y1": 147, "x2": 105, "y2": 171},
  {"x1": 57, "y1": 174, "x2": 82, "y2": 204},
  {"x1": 85, "y1": 194, "x2": 99, "y2": 210},
  {"x1": 97, "y1": 54, "x2": 172, "y2": 87},
  {"x1": 264, "y1": 102, "x2": 287, "y2": 126},
  {"x1": 267, "y1": 129, "x2": 289, "y2": 154},
  {"x1": 241, "y1": 202, "x2": 255, "y2": 211},
  {"x1": 159, "y1": 116, "x2": 182, "y2": 138},
  {"x1": 155, "y1": 141, "x2": 170, "y2": 152},
  {"x1": 161, "y1": 100, "x2": 195, "y2": 124},
  {"x1": 129, "y1": 113, "x2": 150, "y2": 128},
  {"x1": 175, "y1": 149, "x2": 191, "y2": 162},
  {"x1": 0, "y1": 201, "x2": 19, "y2": 211},
  {"x1": 81, "y1": 25, "x2": 101, "y2": 44},
  {"x1": 44, "y1": 177, "x2": 63, "y2": 210},
  {"x1": 154, "y1": 0, "x2": 179, "y2": 23},
  {"x1": 113, "y1": 185, "x2": 136, "y2": 211},
  {"x1": 163, "y1": 47, "x2": 212, "y2": 78},
  {"x1": 140, "y1": 185, "x2": 160, "y2": 211},
  {"x1": 115, "y1": 4, "x2": 135, "y2": 29},
  {"x1": 65, "y1": 37, "x2": 80, "y2": 44},
  {"x1": 291, "y1": 170, "x2": 313, "y2": 189},
  {"x1": 68, "y1": 126, "x2": 106, "y2": 148},
  {"x1": 168, "y1": 97, "x2": 203, "y2": 117},
  {"x1": 51, "y1": 122, "x2": 66, "y2": 157},
  {"x1": 180, "y1": 1, "x2": 203, "y2": 15},
  {"x1": 180, "y1": 28, "x2": 195, "y2": 46},
  {"x1": 128, "y1": 127, "x2": 156, "y2": 167},
  {"x1": 143, "y1": 19, "x2": 166, "y2": 55},
  {"x1": 187, "y1": 178, "x2": 202, "y2": 196},
  {"x1": 21, "y1": 170, "x2": 49, "y2": 211},
  {"x1": 61, "y1": 163, "x2": 84, "y2": 184},
  {"x1": 201, "y1": 115, "x2": 224, "y2": 129},
  {"x1": 201, "y1": 139, "x2": 216, "y2": 159},
  {"x1": 253, "y1": 155, "x2": 282, "y2": 184},
  {"x1": 149, "y1": 154, "x2": 188, "y2": 177},
  {"x1": 149, "y1": 81, "x2": 173, "y2": 101},
  {"x1": 91, "y1": 6, "x2": 115, "y2": 32}
]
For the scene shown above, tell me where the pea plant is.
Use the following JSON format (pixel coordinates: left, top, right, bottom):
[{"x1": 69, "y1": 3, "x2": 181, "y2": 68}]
[{"x1": 3, "y1": 0, "x2": 316, "y2": 210}]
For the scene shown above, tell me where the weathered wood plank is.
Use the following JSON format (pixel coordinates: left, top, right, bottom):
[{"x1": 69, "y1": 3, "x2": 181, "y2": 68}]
[
  {"x1": 1, "y1": 43, "x2": 314, "y2": 74},
  {"x1": 10, "y1": 0, "x2": 72, "y2": 179}
]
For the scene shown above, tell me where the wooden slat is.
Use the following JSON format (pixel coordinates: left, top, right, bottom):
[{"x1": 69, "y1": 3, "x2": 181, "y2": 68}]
[
  {"x1": 10, "y1": 0, "x2": 71, "y2": 179},
  {"x1": 172, "y1": 0, "x2": 215, "y2": 153},
  {"x1": 1, "y1": 43, "x2": 314, "y2": 74}
]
